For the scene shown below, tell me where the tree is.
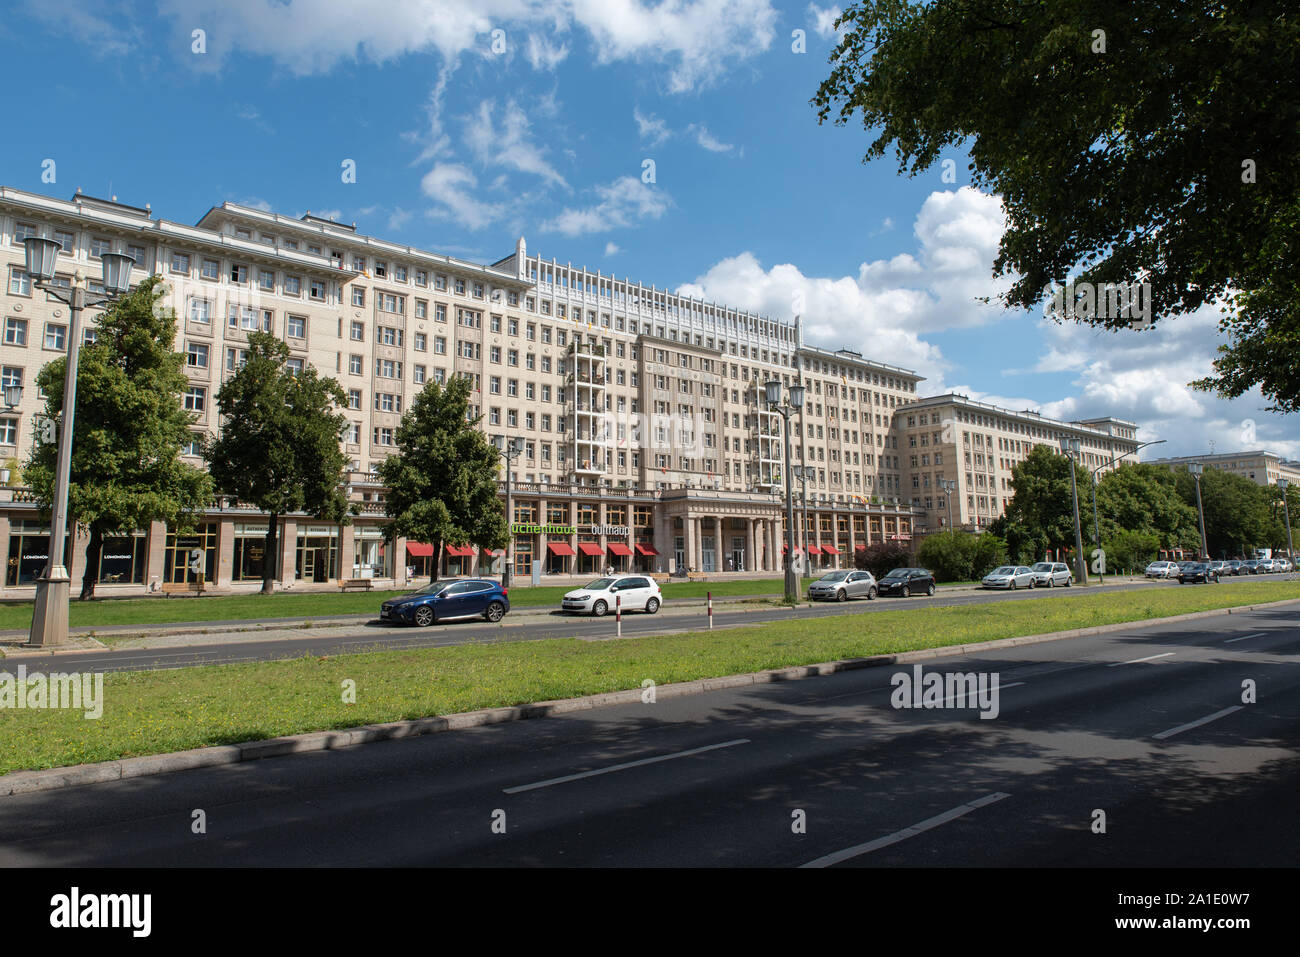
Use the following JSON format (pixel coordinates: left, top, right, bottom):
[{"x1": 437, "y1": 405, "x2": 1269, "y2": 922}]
[
  {"x1": 1175, "y1": 468, "x2": 1274, "y2": 558},
  {"x1": 378, "y1": 376, "x2": 508, "y2": 582},
  {"x1": 1101, "y1": 529, "x2": 1162, "y2": 575},
  {"x1": 25, "y1": 276, "x2": 212, "y2": 599},
  {"x1": 1093, "y1": 463, "x2": 1199, "y2": 551},
  {"x1": 917, "y1": 529, "x2": 1008, "y2": 581},
  {"x1": 814, "y1": 1, "x2": 1300, "y2": 410},
  {"x1": 991, "y1": 446, "x2": 1076, "y2": 563},
  {"x1": 204, "y1": 332, "x2": 348, "y2": 594},
  {"x1": 854, "y1": 539, "x2": 913, "y2": 578}
]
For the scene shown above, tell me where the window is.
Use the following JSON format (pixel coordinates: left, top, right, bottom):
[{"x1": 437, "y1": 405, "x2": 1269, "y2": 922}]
[
  {"x1": 184, "y1": 386, "x2": 207, "y2": 412},
  {"x1": 309, "y1": 279, "x2": 325, "y2": 300},
  {"x1": 284, "y1": 274, "x2": 302, "y2": 295},
  {"x1": 435, "y1": 337, "x2": 447, "y2": 355},
  {"x1": 413, "y1": 365, "x2": 426, "y2": 384},
  {"x1": 352, "y1": 286, "x2": 366, "y2": 307},
  {"x1": 8, "y1": 266, "x2": 31, "y2": 296},
  {"x1": 285, "y1": 358, "x2": 304, "y2": 375},
  {"x1": 415, "y1": 269, "x2": 428, "y2": 287},
  {"x1": 286, "y1": 315, "x2": 306, "y2": 339},
  {"x1": 374, "y1": 260, "x2": 388, "y2": 279},
  {"x1": 374, "y1": 392, "x2": 402, "y2": 413},
  {"x1": 12, "y1": 221, "x2": 37, "y2": 245},
  {"x1": 230, "y1": 263, "x2": 248, "y2": 284},
  {"x1": 414, "y1": 332, "x2": 427, "y2": 351},
  {"x1": 44, "y1": 324, "x2": 67, "y2": 350},
  {"x1": 186, "y1": 342, "x2": 209, "y2": 368},
  {"x1": 225, "y1": 347, "x2": 249, "y2": 371},
  {"x1": 229, "y1": 306, "x2": 259, "y2": 331},
  {"x1": 90, "y1": 236, "x2": 112, "y2": 259},
  {"x1": 170, "y1": 251, "x2": 191, "y2": 274},
  {"x1": 379, "y1": 293, "x2": 404, "y2": 314},
  {"x1": 182, "y1": 433, "x2": 203, "y2": 457},
  {"x1": 348, "y1": 354, "x2": 363, "y2": 375},
  {"x1": 258, "y1": 269, "x2": 275, "y2": 291},
  {"x1": 376, "y1": 358, "x2": 403, "y2": 379},
  {"x1": 351, "y1": 321, "x2": 365, "y2": 341},
  {"x1": 435, "y1": 304, "x2": 447, "y2": 323},
  {"x1": 348, "y1": 389, "x2": 362, "y2": 410},
  {"x1": 189, "y1": 298, "x2": 212, "y2": 323},
  {"x1": 414, "y1": 299, "x2": 427, "y2": 319}
]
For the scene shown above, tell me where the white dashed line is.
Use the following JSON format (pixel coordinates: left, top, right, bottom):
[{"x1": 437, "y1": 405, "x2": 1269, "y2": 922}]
[
  {"x1": 1223, "y1": 632, "x2": 1267, "y2": 644},
  {"x1": 1108, "y1": 652, "x2": 1175, "y2": 667},
  {"x1": 503, "y1": 738, "x2": 750, "y2": 794},
  {"x1": 1153, "y1": 706, "x2": 1244, "y2": 740}
]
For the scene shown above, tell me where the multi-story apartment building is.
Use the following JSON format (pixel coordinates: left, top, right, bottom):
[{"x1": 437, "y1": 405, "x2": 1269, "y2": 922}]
[
  {"x1": 1147, "y1": 450, "x2": 1300, "y2": 488},
  {"x1": 899, "y1": 394, "x2": 1141, "y2": 533},
  {"x1": 0, "y1": 186, "x2": 1139, "y2": 595}
]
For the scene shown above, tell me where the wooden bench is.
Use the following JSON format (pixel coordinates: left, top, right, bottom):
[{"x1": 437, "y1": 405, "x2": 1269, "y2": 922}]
[
  {"x1": 650, "y1": 574, "x2": 671, "y2": 584},
  {"x1": 686, "y1": 572, "x2": 709, "y2": 582},
  {"x1": 339, "y1": 578, "x2": 374, "y2": 591}
]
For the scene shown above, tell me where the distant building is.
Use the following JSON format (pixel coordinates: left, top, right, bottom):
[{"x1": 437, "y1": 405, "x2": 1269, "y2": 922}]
[{"x1": 1147, "y1": 451, "x2": 1300, "y2": 488}]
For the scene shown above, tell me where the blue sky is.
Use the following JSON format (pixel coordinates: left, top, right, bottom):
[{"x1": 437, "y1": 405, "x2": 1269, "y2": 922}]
[{"x1": 3, "y1": 0, "x2": 1295, "y2": 460}]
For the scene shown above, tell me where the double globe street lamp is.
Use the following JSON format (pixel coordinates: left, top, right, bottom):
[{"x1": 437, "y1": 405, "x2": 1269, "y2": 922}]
[
  {"x1": 495, "y1": 435, "x2": 524, "y2": 588},
  {"x1": 764, "y1": 379, "x2": 806, "y2": 602},
  {"x1": 21, "y1": 236, "x2": 135, "y2": 647}
]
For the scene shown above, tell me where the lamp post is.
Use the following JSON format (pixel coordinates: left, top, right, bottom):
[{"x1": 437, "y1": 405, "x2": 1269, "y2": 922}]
[
  {"x1": 795, "y1": 465, "x2": 812, "y2": 569},
  {"x1": 1087, "y1": 439, "x2": 1167, "y2": 581},
  {"x1": 765, "y1": 379, "x2": 806, "y2": 602},
  {"x1": 939, "y1": 478, "x2": 956, "y2": 532},
  {"x1": 22, "y1": 237, "x2": 134, "y2": 647},
  {"x1": 1278, "y1": 478, "x2": 1294, "y2": 566},
  {"x1": 495, "y1": 435, "x2": 524, "y2": 588},
  {"x1": 1188, "y1": 462, "x2": 1209, "y2": 559},
  {"x1": 1059, "y1": 437, "x2": 1089, "y2": 585}
]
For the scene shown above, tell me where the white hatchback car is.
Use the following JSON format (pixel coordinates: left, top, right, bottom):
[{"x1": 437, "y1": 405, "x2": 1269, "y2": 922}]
[
  {"x1": 981, "y1": 565, "x2": 1036, "y2": 589},
  {"x1": 1029, "y1": 562, "x2": 1073, "y2": 587},
  {"x1": 562, "y1": 575, "x2": 662, "y2": 616},
  {"x1": 1145, "y1": 561, "x2": 1180, "y2": 579}
]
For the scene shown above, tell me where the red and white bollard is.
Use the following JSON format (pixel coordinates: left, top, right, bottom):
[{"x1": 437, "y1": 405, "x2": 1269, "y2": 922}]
[
  {"x1": 616, "y1": 594, "x2": 622, "y2": 637},
  {"x1": 708, "y1": 591, "x2": 713, "y2": 630}
]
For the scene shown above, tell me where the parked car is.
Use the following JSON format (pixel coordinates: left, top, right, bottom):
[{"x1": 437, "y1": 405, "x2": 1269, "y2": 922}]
[
  {"x1": 877, "y1": 567, "x2": 937, "y2": 598},
  {"x1": 1206, "y1": 560, "x2": 1229, "y2": 577},
  {"x1": 808, "y1": 569, "x2": 878, "y2": 601},
  {"x1": 1177, "y1": 562, "x2": 1219, "y2": 584},
  {"x1": 1224, "y1": 560, "x2": 1245, "y2": 576},
  {"x1": 1277, "y1": 558, "x2": 1294, "y2": 572},
  {"x1": 562, "y1": 575, "x2": 662, "y2": 616},
  {"x1": 1242, "y1": 559, "x2": 1261, "y2": 574},
  {"x1": 1145, "y1": 561, "x2": 1180, "y2": 579},
  {"x1": 982, "y1": 565, "x2": 1036, "y2": 589},
  {"x1": 1257, "y1": 558, "x2": 1278, "y2": 573},
  {"x1": 380, "y1": 578, "x2": 510, "y2": 626},
  {"x1": 1030, "y1": 562, "x2": 1073, "y2": 587}
]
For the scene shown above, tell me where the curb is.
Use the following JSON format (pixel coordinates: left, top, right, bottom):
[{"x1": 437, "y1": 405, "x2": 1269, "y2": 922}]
[{"x1": 3, "y1": 595, "x2": 1297, "y2": 797}]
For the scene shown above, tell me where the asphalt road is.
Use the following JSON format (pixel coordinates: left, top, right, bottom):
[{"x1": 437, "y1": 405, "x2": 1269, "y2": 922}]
[
  {"x1": 3, "y1": 605, "x2": 1296, "y2": 866},
  {"x1": 3, "y1": 574, "x2": 1288, "y2": 675}
]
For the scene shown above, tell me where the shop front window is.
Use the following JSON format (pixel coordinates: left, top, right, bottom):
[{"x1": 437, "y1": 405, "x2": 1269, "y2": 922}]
[
  {"x1": 5, "y1": 521, "x2": 71, "y2": 586},
  {"x1": 164, "y1": 523, "x2": 218, "y2": 585},
  {"x1": 97, "y1": 532, "x2": 147, "y2": 584},
  {"x1": 353, "y1": 527, "x2": 390, "y2": 578},
  {"x1": 296, "y1": 525, "x2": 339, "y2": 582}
]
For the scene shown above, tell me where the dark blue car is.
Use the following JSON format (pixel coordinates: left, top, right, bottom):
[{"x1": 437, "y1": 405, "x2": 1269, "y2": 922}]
[{"x1": 379, "y1": 578, "x2": 510, "y2": 626}]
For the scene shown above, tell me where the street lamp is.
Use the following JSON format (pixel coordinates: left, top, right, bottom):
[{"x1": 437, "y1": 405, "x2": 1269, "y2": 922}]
[
  {"x1": 939, "y1": 478, "x2": 956, "y2": 532},
  {"x1": 1059, "y1": 437, "x2": 1089, "y2": 585},
  {"x1": 1088, "y1": 439, "x2": 1167, "y2": 581},
  {"x1": 22, "y1": 237, "x2": 134, "y2": 647},
  {"x1": 2, "y1": 382, "x2": 22, "y2": 411},
  {"x1": 765, "y1": 379, "x2": 805, "y2": 602},
  {"x1": 795, "y1": 465, "x2": 813, "y2": 566},
  {"x1": 1278, "y1": 478, "x2": 1294, "y2": 566},
  {"x1": 495, "y1": 435, "x2": 524, "y2": 588},
  {"x1": 1188, "y1": 463, "x2": 1209, "y2": 559}
]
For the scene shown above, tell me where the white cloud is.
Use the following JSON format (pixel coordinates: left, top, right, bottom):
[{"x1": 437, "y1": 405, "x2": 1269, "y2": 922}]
[
  {"x1": 387, "y1": 207, "x2": 413, "y2": 231},
  {"x1": 634, "y1": 108, "x2": 672, "y2": 147},
  {"x1": 463, "y1": 99, "x2": 568, "y2": 189},
  {"x1": 604, "y1": 241, "x2": 621, "y2": 256},
  {"x1": 238, "y1": 196, "x2": 274, "y2": 212},
  {"x1": 420, "y1": 164, "x2": 504, "y2": 230},
  {"x1": 543, "y1": 176, "x2": 671, "y2": 236},
  {"x1": 25, "y1": 0, "x2": 141, "y2": 57},
  {"x1": 807, "y1": 3, "x2": 844, "y2": 40},
  {"x1": 153, "y1": 0, "x2": 776, "y2": 91},
  {"x1": 687, "y1": 124, "x2": 734, "y2": 153}
]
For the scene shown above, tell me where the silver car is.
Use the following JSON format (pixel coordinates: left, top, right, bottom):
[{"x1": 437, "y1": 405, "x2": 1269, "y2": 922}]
[
  {"x1": 982, "y1": 565, "x2": 1036, "y2": 589},
  {"x1": 1145, "y1": 561, "x2": 1180, "y2": 579},
  {"x1": 808, "y1": 569, "x2": 877, "y2": 601},
  {"x1": 1029, "y1": 562, "x2": 1073, "y2": 587}
]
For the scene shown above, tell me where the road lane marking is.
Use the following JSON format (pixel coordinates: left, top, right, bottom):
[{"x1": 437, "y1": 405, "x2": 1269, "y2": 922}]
[
  {"x1": 1108, "y1": 652, "x2": 1175, "y2": 667},
  {"x1": 1153, "y1": 706, "x2": 1244, "y2": 740},
  {"x1": 800, "y1": 792, "x2": 1011, "y2": 868},
  {"x1": 503, "y1": 738, "x2": 751, "y2": 794},
  {"x1": 1224, "y1": 632, "x2": 1267, "y2": 643}
]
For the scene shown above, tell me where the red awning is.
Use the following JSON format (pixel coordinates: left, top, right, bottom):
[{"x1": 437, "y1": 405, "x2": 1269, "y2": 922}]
[
  {"x1": 578, "y1": 543, "x2": 605, "y2": 557},
  {"x1": 806, "y1": 545, "x2": 823, "y2": 555},
  {"x1": 782, "y1": 545, "x2": 803, "y2": 554},
  {"x1": 481, "y1": 548, "x2": 504, "y2": 556},
  {"x1": 548, "y1": 543, "x2": 576, "y2": 557},
  {"x1": 820, "y1": 543, "x2": 840, "y2": 554},
  {"x1": 635, "y1": 543, "x2": 659, "y2": 556},
  {"x1": 608, "y1": 543, "x2": 633, "y2": 556},
  {"x1": 855, "y1": 544, "x2": 867, "y2": 551},
  {"x1": 446, "y1": 545, "x2": 474, "y2": 557},
  {"x1": 406, "y1": 542, "x2": 434, "y2": 557}
]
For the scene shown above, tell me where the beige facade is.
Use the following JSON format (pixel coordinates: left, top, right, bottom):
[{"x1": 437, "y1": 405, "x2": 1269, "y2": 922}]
[
  {"x1": 0, "y1": 185, "x2": 1138, "y2": 594},
  {"x1": 1147, "y1": 451, "x2": 1300, "y2": 488}
]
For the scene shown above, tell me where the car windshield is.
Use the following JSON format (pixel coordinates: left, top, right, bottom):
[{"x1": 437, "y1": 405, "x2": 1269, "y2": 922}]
[
  {"x1": 414, "y1": 580, "x2": 455, "y2": 595},
  {"x1": 1032, "y1": 563, "x2": 1053, "y2": 571},
  {"x1": 818, "y1": 572, "x2": 851, "y2": 582},
  {"x1": 584, "y1": 578, "x2": 615, "y2": 590},
  {"x1": 883, "y1": 569, "x2": 909, "y2": 578},
  {"x1": 990, "y1": 566, "x2": 1016, "y2": 576}
]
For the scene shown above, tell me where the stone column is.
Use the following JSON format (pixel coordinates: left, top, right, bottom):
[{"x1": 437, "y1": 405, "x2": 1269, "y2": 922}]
[
  {"x1": 340, "y1": 522, "x2": 356, "y2": 580},
  {"x1": 683, "y1": 513, "x2": 696, "y2": 573},
  {"x1": 537, "y1": 496, "x2": 548, "y2": 579},
  {"x1": 147, "y1": 520, "x2": 167, "y2": 591},
  {"x1": 216, "y1": 517, "x2": 235, "y2": 587},
  {"x1": 0, "y1": 513, "x2": 9, "y2": 592},
  {"x1": 694, "y1": 517, "x2": 704, "y2": 572},
  {"x1": 747, "y1": 518, "x2": 757, "y2": 575},
  {"x1": 280, "y1": 518, "x2": 298, "y2": 586},
  {"x1": 714, "y1": 516, "x2": 724, "y2": 572}
]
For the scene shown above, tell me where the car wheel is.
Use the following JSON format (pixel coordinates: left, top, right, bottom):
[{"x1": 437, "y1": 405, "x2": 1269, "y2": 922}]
[
  {"x1": 485, "y1": 601, "x2": 505, "y2": 622},
  {"x1": 927, "y1": 583, "x2": 936, "y2": 596},
  {"x1": 1047, "y1": 578, "x2": 1054, "y2": 587},
  {"x1": 901, "y1": 585, "x2": 911, "y2": 598},
  {"x1": 1011, "y1": 580, "x2": 1017, "y2": 590},
  {"x1": 413, "y1": 606, "x2": 434, "y2": 627},
  {"x1": 837, "y1": 589, "x2": 848, "y2": 602},
  {"x1": 645, "y1": 597, "x2": 660, "y2": 614},
  {"x1": 592, "y1": 599, "x2": 608, "y2": 617},
  {"x1": 868, "y1": 587, "x2": 877, "y2": 600}
]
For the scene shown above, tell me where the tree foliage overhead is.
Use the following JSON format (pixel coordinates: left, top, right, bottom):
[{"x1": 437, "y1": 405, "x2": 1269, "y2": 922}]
[
  {"x1": 26, "y1": 276, "x2": 212, "y2": 598},
  {"x1": 813, "y1": 1, "x2": 1300, "y2": 410},
  {"x1": 204, "y1": 331, "x2": 348, "y2": 593},
  {"x1": 378, "y1": 376, "x2": 508, "y2": 582}
]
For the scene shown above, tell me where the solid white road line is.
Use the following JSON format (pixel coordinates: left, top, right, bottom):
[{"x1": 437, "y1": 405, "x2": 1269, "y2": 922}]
[
  {"x1": 503, "y1": 738, "x2": 751, "y2": 794},
  {"x1": 1108, "y1": 652, "x2": 1175, "y2": 667},
  {"x1": 800, "y1": 792, "x2": 1011, "y2": 868},
  {"x1": 1224, "y1": 632, "x2": 1267, "y2": 644},
  {"x1": 1153, "y1": 706, "x2": 1244, "y2": 741}
]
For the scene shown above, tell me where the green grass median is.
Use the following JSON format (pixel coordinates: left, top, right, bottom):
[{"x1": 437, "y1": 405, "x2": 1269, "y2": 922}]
[
  {"x1": 0, "y1": 577, "x2": 815, "y2": 632},
  {"x1": 3, "y1": 580, "x2": 1297, "y2": 775}
]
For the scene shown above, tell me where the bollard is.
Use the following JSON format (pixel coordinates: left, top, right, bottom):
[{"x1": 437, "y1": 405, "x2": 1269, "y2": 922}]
[
  {"x1": 708, "y1": 591, "x2": 713, "y2": 630},
  {"x1": 616, "y1": 594, "x2": 621, "y2": 637}
]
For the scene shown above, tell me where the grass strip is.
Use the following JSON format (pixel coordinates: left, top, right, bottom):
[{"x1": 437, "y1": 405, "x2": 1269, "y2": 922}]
[{"x1": 3, "y1": 580, "x2": 1297, "y2": 775}]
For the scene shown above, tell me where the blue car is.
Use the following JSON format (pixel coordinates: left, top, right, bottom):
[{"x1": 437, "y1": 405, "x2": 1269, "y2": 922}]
[{"x1": 379, "y1": 578, "x2": 510, "y2": 626}]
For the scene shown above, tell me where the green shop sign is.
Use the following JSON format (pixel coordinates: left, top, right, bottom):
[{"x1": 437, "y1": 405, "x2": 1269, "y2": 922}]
[{"x1": 511, "y1": 523, "x2": 576, "y2": 535}]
